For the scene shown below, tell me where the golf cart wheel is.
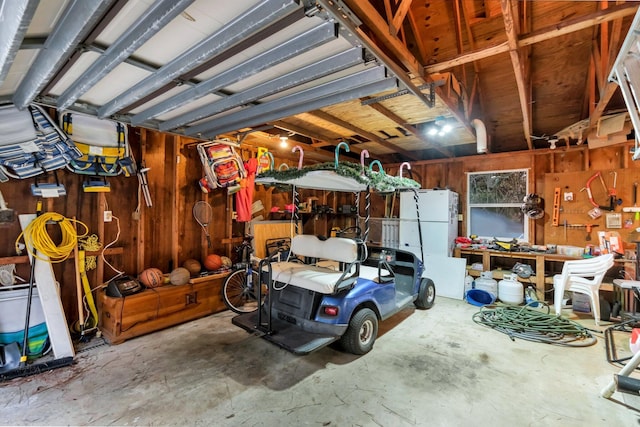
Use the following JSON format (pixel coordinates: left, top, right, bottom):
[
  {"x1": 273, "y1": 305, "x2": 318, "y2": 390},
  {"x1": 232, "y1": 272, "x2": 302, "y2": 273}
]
[
  {"x1": 340, "y1": 308, "x2": 378, "y2": 355},
  {"x1": 414, "y1": 278, "x2": 436, "y2": 309}
]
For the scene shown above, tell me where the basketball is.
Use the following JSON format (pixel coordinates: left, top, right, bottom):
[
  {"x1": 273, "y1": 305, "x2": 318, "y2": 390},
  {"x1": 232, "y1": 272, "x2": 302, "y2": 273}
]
[
  {"x1": 221, "y1": 256, "x2": 233, "y2": 269},
  {"x1": 203, "y1": 254, "x2": 223, "y2": 271},
  {"x1": 182, "y1": 258, "x2": 202, "y2": 276},
  {"x1": 169, "y1": 267, "x2": 190, "y2": 286},
  {"x1": 139, "y1": 268, "x2": 164, "y2": 288}
]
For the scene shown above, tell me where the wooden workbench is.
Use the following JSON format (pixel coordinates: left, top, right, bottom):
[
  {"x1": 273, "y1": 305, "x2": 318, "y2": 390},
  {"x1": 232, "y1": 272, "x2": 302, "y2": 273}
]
[{"x1": 454, "y1": 248, "x2": 632, "y2": 301}]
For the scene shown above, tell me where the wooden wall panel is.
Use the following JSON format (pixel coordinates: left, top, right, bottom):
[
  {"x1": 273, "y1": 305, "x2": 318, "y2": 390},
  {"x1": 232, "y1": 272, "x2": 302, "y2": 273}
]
[
  {"x1": 1, "y1": 121, "x2": 639, "y2": 332},
  {"x1": 141, "y1": 131, "x2": 172, "y2": 272},
  {"x1": 177, "y1": 140, "x2": 207, "y2": 264}
]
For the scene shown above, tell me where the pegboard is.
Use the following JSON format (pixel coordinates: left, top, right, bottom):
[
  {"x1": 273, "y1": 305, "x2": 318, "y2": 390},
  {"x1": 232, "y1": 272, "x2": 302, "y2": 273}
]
[{"x1": 544, "y1": 169, "x2": 640, "y2": 254}]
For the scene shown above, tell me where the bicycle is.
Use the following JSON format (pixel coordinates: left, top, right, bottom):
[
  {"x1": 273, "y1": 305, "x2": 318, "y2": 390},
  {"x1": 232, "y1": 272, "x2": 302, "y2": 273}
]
[{"x1": 222, "y1": 235, "x2": 264, "y2": 314}]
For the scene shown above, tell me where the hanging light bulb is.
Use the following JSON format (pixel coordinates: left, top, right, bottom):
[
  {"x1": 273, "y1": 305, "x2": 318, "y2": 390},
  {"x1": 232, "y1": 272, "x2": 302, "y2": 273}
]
[
  {"x1": 426, "y1": 116, "x2": 452, "y2": 137},
  {"x1": 279, "y1": 135, "x2": 289, "y2": 148}
]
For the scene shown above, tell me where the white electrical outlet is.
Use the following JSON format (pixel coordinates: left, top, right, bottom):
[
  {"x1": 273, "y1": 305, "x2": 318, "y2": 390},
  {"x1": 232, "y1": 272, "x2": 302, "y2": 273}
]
[{"x1": 104, "y1": 211, "x2": 113, "y2": 222}]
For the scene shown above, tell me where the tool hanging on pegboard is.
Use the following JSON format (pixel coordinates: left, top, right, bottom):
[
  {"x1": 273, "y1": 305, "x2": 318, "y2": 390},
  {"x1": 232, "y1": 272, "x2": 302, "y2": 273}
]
[
  {"x1": 567, "y1": 223, "x2": 599, "y2": 241},
  {"x1": 607, "y1": 171, "x2": 622, "y2": 210},
  {"x1": 622, "y1": 181, "x2": 640, "y2": 223},
  {"x1": 581, "y1": 171, "x2": 615, "y2": 219},
  {"x1": 552, "y1": 187, "x2": 561, "y2": 226}
]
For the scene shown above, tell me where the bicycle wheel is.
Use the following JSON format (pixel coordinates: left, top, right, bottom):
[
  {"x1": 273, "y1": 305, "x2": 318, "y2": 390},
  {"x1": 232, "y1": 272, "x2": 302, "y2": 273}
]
[{"x1": 222, "y1": 269, "x2": 263, "y2": 314}]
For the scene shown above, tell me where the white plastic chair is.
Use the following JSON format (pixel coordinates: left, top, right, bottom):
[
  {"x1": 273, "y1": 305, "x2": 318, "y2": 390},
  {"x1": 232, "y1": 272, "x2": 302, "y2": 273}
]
[{"x1": 553, "y1": 253, "x2": 615, "y2": 325}]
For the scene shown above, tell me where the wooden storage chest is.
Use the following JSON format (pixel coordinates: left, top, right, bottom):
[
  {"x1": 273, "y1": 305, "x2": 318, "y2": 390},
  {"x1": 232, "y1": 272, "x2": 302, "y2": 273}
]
[{"x1": 97, "y1": 273, "x2": 228, "y2": 344}]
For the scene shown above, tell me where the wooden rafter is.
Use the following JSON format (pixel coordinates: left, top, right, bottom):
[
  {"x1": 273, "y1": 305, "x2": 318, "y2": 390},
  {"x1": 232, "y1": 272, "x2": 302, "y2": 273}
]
[
  {"x1": 458, "y1": 0, "x2": 487, "y2": 119},
  {"x1": 600, "y1": 1, "x2": 610, "y2": 86},
  {"x1": 425, "y1": 2, "x2": 638, "y2": 74},
  {"x1": 453, "y1": 0, "x2": 467, "y2": 86},
  {"x1": 270, "y1": 120, "x2": 336, "y2": 145},
  {"x1": 308, "y1": 110, "x2": 391, "y2": 146},
  {"x1": 405, "y1": 8, "x2": 427, "y2": 69},
  {"x1": 589, "y1": 1, "x2": 626, "y2": 129},
  {"x1": 363, "y1": 99, "x2": 453, "y2": 158},
  {"x1": 608, "y1": 14, "x2": 623, "y2": 69},
  {"x1": 342, "y1": 0, "x2": 421, "y2": 76},
  {"x1": 307, "y1": 110, "x2": 422, "y2": 161},
  {"x1": 268, "y1": 119, "x2": 393, "y2": 163},
  {"x1": 592, "y1": 43, "x2": 605, "y2": 94},
  {"x1": 391, "y1": 0, "x2": 413, "y2": 35},
  {"x1": 245, "y1": 125, "x2": 335, "y2": 162},
  {"x1": 338, "y1": 0, "x2": 470, "y2": 133},
  {"x1": 501, "y1": 0, "x2": 533, "y2": 150}
]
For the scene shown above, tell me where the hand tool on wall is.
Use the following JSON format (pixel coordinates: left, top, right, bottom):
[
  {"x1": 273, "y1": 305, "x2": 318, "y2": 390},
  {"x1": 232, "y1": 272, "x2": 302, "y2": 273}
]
[
  {"x1": 622, "y1": 182, "x2": 640, "y2": 221},
  {"x1": 608, "y1": 171, "x2": 622, "y2": 209},
  {"x1": 137, "y1": 166, "x2": 152, "y2": 207},
  {"x1": 552, "y1": 187, "x2": 561, "y2": 226},
  {"x1": 633, "y1": 182, "x2": 640, "y2": 222},
  {"x1": 568, "y1": 223, "x2": 599, "y2": 241},
  {"x1": 582, "y1": 171, "x2": 613, "y2": 211}
]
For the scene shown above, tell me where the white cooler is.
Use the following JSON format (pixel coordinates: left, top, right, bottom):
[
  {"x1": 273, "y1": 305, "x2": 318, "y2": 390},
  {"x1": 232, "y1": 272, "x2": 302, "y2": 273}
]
[{"x1": 0, "y1": 286, "x2": 45, "y2": 333}]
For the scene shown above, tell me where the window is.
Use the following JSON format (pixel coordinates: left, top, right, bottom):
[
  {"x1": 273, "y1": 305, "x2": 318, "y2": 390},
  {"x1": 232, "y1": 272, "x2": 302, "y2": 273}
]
[{"x1": 467, "y1": 169, "x2": 528, "y2": 241}]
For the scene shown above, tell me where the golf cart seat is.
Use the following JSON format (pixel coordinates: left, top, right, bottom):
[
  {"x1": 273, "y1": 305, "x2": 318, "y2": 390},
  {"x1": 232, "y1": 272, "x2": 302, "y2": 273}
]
[
  {"x1": 269, "y1": 234, "x2": 362, "y2": 294},
  {"x1": 358, "y1": 265, "x2": 394, "y2": 283}
]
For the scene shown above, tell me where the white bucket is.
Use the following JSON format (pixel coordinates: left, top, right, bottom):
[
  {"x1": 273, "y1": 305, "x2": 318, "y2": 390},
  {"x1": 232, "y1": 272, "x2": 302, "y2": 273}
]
[
  {"x1": 498, "y1": 274, "x2": 523, "y2": 305},
  {"x1": 475, "y1": 271, "x2": 497, "y2": 299}
]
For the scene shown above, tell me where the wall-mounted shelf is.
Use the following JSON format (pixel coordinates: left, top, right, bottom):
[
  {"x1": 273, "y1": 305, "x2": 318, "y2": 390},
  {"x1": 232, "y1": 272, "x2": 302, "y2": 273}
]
[{"x1": 0, "y1": 247, "x2": 124, "y2": 266}]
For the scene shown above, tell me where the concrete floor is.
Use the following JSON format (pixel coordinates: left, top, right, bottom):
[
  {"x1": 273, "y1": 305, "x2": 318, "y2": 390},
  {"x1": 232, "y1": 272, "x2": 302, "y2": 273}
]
[{"x1": 1, "y1": 297, "x2": 639, "y2": 426}]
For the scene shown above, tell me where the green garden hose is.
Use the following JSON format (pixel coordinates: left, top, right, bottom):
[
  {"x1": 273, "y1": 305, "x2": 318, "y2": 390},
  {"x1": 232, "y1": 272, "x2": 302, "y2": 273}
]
[{"x1": 472, "y1": 302, "x2": 597, "y2": 347}]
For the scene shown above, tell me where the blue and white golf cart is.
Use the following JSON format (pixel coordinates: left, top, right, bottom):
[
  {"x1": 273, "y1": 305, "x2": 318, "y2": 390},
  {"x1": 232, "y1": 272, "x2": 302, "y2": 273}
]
[{"x1": 231, "y1": 162, "x2": 435, "y2": 355}]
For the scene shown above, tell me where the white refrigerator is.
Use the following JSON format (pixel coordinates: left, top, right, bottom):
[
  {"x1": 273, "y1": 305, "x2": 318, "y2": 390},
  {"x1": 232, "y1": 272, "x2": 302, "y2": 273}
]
[
  {"x1": 399, "y1": 189, "x2": 466, "y2": 300},
  {"x1": 399, "y1": 189, "x2": 459, "y2": 259}
]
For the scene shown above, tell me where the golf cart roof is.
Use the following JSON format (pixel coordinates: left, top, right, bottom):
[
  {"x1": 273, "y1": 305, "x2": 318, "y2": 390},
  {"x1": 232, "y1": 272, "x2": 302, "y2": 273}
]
[{"x1": 255, "y1": 162, "x2": 420, "y2": 193}]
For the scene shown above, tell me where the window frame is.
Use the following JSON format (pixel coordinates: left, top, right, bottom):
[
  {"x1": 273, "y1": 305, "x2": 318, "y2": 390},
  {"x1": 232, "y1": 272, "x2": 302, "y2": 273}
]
[{"x1": 466, "y1": 168, "x2": 529, "y2": 242}]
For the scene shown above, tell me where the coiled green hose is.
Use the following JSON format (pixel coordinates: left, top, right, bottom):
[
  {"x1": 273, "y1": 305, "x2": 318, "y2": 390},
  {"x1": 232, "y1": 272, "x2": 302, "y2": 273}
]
[{"x1": 472, "y1": 302, "x2": 597, "y2": 347}]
